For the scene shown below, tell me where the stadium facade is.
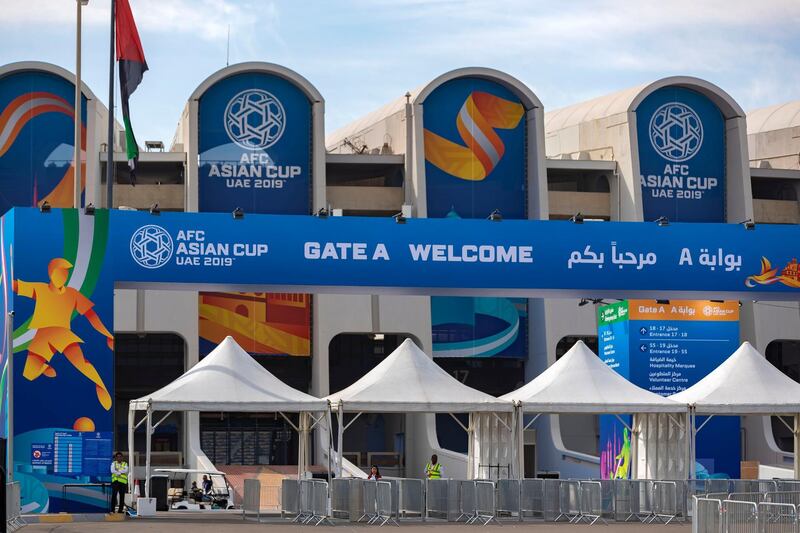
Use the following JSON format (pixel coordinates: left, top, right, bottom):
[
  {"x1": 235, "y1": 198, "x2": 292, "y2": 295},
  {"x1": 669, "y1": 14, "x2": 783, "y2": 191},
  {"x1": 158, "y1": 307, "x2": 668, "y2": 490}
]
[{"x1": 1, "y1": 59, "x2": 799, "y2": 511}]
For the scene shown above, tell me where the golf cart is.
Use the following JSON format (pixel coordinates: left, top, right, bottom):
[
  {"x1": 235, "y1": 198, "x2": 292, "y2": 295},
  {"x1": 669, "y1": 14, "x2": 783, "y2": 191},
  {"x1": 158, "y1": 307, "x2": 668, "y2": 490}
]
[{"x1": 153, "y1": 468, "x2": 236, "y2": 511}]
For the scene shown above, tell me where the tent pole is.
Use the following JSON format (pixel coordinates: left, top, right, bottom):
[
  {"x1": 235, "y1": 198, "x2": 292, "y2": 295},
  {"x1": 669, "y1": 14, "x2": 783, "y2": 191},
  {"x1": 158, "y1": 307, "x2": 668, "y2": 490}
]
[
  {"x1": 515, "y1": 406, "x2": 524, "y2": 480},
  {"x1": 630, "y1": 414, "x2": 638, "y2": 480},
  {"x1": 145, "y1": 408, "x2": 152, "y2": 498},
  {"x1": 297, "y1": 412, "x2": 305, "y2": 480},
  {"x1": 326, "y1": 408, "x2": 333, "y2": 484},
  {"x1": 128, "y1": 407, "x2": 135, "y2": 499},
  {"x1": 337, "y1": 408, "x2": 344, "y2": 478},
  {"x1": 684, "y1": 410, "x2": 691, "y2": 481},
  {"x1": 794, "y1": 414, "x2": 800, "y2": 480},
  {"x1": 467, "y1": 413, "x2": 474, "y2": 480}
]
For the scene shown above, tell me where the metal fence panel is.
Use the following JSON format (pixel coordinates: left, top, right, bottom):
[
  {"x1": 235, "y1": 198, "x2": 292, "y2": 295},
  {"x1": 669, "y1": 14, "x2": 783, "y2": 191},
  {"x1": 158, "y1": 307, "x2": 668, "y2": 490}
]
[
  {"x1": 375, "y1": 481, "x2": 399, "y2": 526},
  {"x1": 725, "y1": 500, "x2": 759, "y2": 533},
  {"x1": 425, "y1": 479, "x2": 449, "y2": 520},
  {"x1": 242, "y1": 479, "x2": 261, "y2": 521},
  {"x1": 758, "y1": 502, "x2": 797, "y2": 533},
  {"x1": 6, "y1": 482, "x2": 26, "y2": 533},
  {"x1": 730, "y1": 493, "x2": 767, "y2": 505},
  {"x1": 474, "y1": 481, "x2": 500, "y2": 525},
  {"x1": 331, "y1": 478, "x2": 351, "y2": 519},
  {"x1": 557, "y1": 480, "x2": 581, "y2": 522},
  {"x1": 579, "y1": 481, "x2": 607, "y2": 525},
  {"x1": 776, "y1": 481, "x2": 800, "y2": 493},
  {"x1": 496, "y1": 479, "x2": 519, "y2": 518},
  {"x1": 397, "y1": 478, "x2": 424, "y2": 518},
  {"x1": 766, "y1": 492, "x2": 800, "y2": 507},
  {"x1": 543, "y1": 479, "x2": 562, "y2": 521},
  {"x1": 694, "y1": 497, "x2": 723, "y2": 533},
  {"x1": 360, "y1": 480, "x2": 378, "y2": 523},
  {"x1": 520, "y1": 478, "x2": 544, "y2": 519},
  {"x1": 281, "y1": 478, "x2": 300, "y2": 518},
  {"x1": 457, "y1": 480, "x2": 477, "y2": 523},
  {"x1": 652, "y1": 481, "x2": 679, "y2": 524},
  {"x1": 308, "y1": 480, "x2": 332, "y2": 526},
  {"x1": 614, "y1": 479, "x2": 652, "y2": 522}
]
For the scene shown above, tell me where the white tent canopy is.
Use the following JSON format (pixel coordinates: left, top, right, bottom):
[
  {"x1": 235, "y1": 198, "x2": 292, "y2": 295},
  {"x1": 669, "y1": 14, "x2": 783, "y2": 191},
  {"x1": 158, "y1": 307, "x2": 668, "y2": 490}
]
[
  {"x1": 130, "y1": 336, "x2": 327, "y2": 412},
  {"x1": 128, "y1": 336, "x2": 328, "y2": 498},
  {"x1": 501, "y1": 341, "x2": 686, "y2": 414},
  {"x1": 669, "y1": 342, "x2": 800, "y2": 479},
  {"x1": 669, "y1": 342, "x2": 800, "y2": 414},
  {"x1": 326, "y1": 338, "x2": 513, "y2": 413},
  {"x1": 326, "y1": 338, "x2": 513, "y2": 479}
]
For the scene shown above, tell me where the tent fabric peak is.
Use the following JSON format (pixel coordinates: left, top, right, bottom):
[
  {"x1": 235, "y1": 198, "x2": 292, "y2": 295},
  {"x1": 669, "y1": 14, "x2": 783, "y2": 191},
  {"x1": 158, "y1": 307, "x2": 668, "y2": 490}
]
[
  {"x1": 326, "y1": 338, "x2": 513, "y2": 413},
  {"x1": 501, "y1": 340, "x2": 685, "y2": 414},
  {"x1": 669, "y1": 341, "x2": 800, "y2": 414},
  {"x1": 130, "y1": 336, "x2": 327, "y2": 412}
]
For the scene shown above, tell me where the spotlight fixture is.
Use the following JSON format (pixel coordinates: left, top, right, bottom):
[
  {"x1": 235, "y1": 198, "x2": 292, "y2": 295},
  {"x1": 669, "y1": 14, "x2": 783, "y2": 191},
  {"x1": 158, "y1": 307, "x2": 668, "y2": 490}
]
[
  {"x1": 39, "y1": 201, "x2": 51, "y2": 213},
  {"x1": 740, "y1": 218, "x2": 755, "y2": 230},
  {"x1": 487, "y1": 209, "x2": 502, "y2": 222},
  {"x1": 656, "y1": 299, "x2": 670, "y2": 305},
  {"x1": 569, "y1": 212, "x2": 583, "y2": 224},
  {"x1": 232, "y1": 207, "x2": 244, "y2": 220},
  {"x1": 578, "y1": 298, "x2": 590, "y2": 307},
  {"x1": 84, "y1": 203, "x2": 96, "y2": 216},
  {"x1": 393, "y1": 212, "x2": 406, "y2": 224},
  {"x1": 315, "y1": 207, "x2": 329, "y2": 218},
  {"x1": 655, "y1": 216, "x2": 669, "y2": 227},
  {"x1": 149, "y1": 203, "x2": 160, "y2": 216}
]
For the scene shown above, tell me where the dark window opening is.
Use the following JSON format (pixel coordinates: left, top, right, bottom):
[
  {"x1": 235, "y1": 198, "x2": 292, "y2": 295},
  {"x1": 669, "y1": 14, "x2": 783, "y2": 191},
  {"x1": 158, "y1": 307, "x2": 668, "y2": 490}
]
[{"x1": 556, "y1": 335, "x2": 600, "y2": 456}]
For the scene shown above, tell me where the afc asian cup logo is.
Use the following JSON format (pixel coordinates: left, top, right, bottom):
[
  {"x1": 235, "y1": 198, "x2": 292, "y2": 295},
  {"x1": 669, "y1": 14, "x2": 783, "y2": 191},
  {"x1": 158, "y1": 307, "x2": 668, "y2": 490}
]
[
  {"x1": 703, "y1": 305, "x2": 713, "y2": 317},
  {"x1": 224, "y1": 89, "x2": 286, "y2": 150},
  {"x1": 130, "y1": 225, "x2": 174, "y2": 269},
  {"x1": 648, "y1": 102, "x2": 704, "y2": 163}
]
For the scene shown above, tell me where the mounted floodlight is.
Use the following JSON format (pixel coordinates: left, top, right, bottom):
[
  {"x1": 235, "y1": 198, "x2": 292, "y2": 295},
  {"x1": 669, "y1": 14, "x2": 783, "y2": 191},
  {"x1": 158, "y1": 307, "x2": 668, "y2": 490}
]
[
  {"x1": 578, "y1": 298, "x2": 590, "y2": 307},
  {"x1": 40, "y1": 201, "x2": 51, "y2": 213},
  {"x1": 656, "y1": 299, "x2": 670, "y2": 305},
  {"x1": 393, "y1": 212, "x2": 406, "y2": 224},
  {"x1": 569, "y1": 212, "x2": 583, "y2": 224},
  {"x1": 488, "y1": 209, "x2": 502, "y2": 222},
  {"x1": 232, "y1": 207, "x2": 244, "y2": 220},
  {"x1": 740, "y1": 218, "x2": 755, "y2": 230},
  {"x1": 315, "y1": 208, "x2": 328, "y2": 218},
  {"x1": 655, "y1": 216, "x2": 669, "y2": 227},
  {"x1": 149, "y1": 203, "x2": 160, "y2": 216},
  {"x1": 84, "y1": 203, "x2": 96, "y2": 216}
]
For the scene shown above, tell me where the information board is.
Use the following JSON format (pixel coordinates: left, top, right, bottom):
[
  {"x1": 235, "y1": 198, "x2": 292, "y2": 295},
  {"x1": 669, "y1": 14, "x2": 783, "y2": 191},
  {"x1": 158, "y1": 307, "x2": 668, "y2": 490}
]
[{"x1": 598, "y1": 300, "x2": 740, "y2": 479}]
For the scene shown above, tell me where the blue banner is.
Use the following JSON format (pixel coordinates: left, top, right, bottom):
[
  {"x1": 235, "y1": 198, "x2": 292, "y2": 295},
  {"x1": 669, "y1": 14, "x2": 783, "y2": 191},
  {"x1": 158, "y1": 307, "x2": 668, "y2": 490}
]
[
  {"x1": 636, "y1": 87, "x2": 725, "y2": 223},
  {"x1": 0, "y1": 71, "x2": 87, "y2": 214},
  {"x1": 198, "y1": 72, "x2": 312, "y2": 214},
  {"x1": 423, "y1": 76, "x2": 529, "y2": 358},
  {"x1": 598, "y1": 300, "x2": 741, "y2": 479}
]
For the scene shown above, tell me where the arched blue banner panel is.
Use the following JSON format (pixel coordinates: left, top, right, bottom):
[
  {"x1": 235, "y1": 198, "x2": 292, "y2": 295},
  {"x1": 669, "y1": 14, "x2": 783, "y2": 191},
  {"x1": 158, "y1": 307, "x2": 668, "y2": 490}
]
[{"x1": 2, "y1": 207, "x2": 799, "y2": 512}]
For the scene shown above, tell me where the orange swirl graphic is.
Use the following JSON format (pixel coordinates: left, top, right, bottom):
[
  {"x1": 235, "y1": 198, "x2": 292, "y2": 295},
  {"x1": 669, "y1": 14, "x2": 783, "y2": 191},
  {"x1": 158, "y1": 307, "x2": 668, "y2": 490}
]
[
  {"x1": 424, "y1": 91, "x2": 524, "y2": 181},
  {"x1": 0, "y1": 92, "x2": 86, "y2": 206}
]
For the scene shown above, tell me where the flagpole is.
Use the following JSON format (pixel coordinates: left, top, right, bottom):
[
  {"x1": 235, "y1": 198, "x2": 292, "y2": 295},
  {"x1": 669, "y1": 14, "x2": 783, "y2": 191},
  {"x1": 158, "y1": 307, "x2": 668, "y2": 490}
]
[
  {"x1": 73, "y1": 0, "x2": 85, "y2": 209},
  {"x1": 106, "y1": 0, "x2": 116, "y2": 209}
]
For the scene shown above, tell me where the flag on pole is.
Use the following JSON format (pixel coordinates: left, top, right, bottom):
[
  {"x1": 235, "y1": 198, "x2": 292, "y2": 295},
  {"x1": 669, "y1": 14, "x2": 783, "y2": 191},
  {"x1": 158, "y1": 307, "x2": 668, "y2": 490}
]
[{"x1": 115, "y1": 0, "x2": 147, "y2": 185}]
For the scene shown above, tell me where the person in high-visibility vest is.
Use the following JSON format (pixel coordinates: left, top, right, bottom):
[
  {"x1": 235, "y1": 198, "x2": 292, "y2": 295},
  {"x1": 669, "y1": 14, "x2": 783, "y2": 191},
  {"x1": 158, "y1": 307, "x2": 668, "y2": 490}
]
[
  {"x1": 425, "y1": 454, "x2": 442, "y2": 479},
  {"x1": 110, "y1": 452, "x2": 129, "y2": 513}
]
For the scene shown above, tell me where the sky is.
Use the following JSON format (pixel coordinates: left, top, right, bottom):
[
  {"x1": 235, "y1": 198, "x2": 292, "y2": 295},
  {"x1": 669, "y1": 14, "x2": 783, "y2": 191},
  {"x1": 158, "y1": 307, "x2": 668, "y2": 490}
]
[{"x1": 2, "y1": 0, "x2": 799, "y2": 146}]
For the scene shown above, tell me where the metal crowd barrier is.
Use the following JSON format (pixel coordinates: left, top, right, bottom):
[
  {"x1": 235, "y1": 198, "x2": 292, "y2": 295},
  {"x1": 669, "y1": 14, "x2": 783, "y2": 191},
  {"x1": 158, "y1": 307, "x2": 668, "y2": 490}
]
[
  {"x1": 6, "y1": 481, "x2": 26, "y2": 532},
  {"x1": 730, "y1": 493, "x2": 767, "y2": 505},
  {"x1": 578, "y1": 481, "x2": 607, "y2": 525},
  {"x1": 614, "y1": 479, "x2": 653, "y2": 522},
  {"x1": 330, "y1": 478, "x2": 352, "y2": 519},
  {"x1": 309, "y1": 480, "x2": 333, "y2": 526},
  {"x1": 556, "y1": 480, "x2": 582, "y2": 522},
  {"x1": 758, "y1": 502, "x2": 796, "y2": 533},
  {"x1": 396, "y1": 478, "x2": 424, "y2": 519},
  {"x1": 724, "y1": 500, "x2": 759, "y2": 533},
  {"x1": 520, "y1": 478, "x2": 544, "y2": 519},
  {"x1": 496, "y1": 479, "x2": 520, "y2": 518},
  {"x1": 766, "y1": 492, "x2": 800, "y2": 507},
  {"x1": 375, "y1": 481, "x2": 399, "y2": 527},
  {"x1": 425, "y1": 479, "x2": 449, "y2": 520},
  {"x1": 456, "y1": 480, "x2": 477, "y2": 523},
  {"x1": 694, "y1": 497, "x2": 723, "y2": 533},
  {"x1": 359, "y1": 480, "x2": 379, "y2": 523},
  {"x1": 293, "y1": 479, "x2": 314, "y2": 523},
  {"x1": 474, "y1": 480, "x2": 499, "y2": 525},
  {"x1": 242, "y1": 479, "x2": 261, "y2": 522},
  {"x1": 776, "y1": 481, "x2": 800, "y2": 493},
  {"x1": 651, "y1": 481, "x2": 679, "y2": 524},
  {"x1": 281, "y1": 479, "x2": 300, "y2": 519}
]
